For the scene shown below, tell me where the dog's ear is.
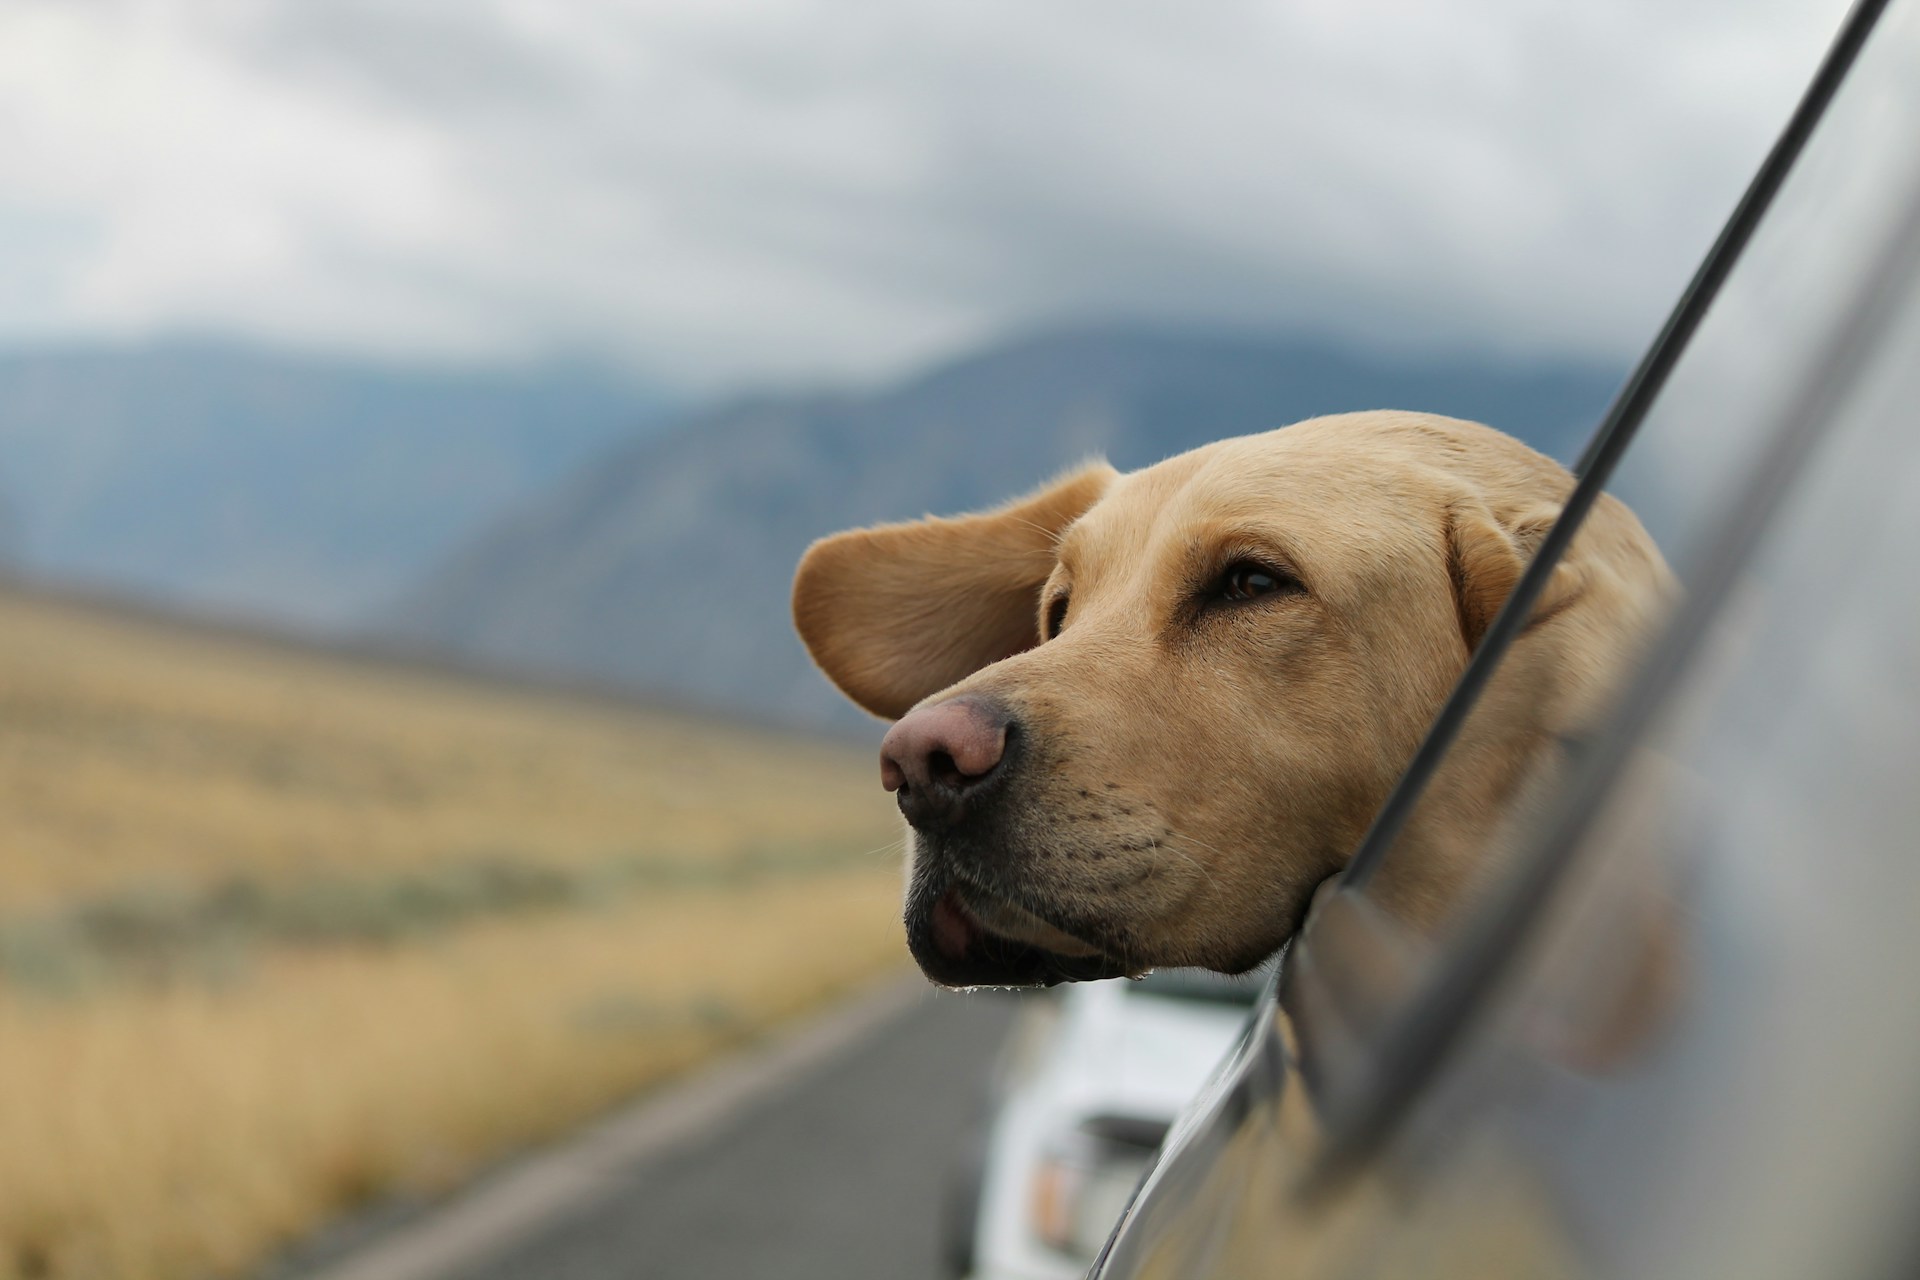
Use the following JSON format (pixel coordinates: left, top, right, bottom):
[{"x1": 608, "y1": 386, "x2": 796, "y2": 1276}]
[
  {"x1": 1446, "y1": 500, "x2": 1576, "y2": 654},
  {"x1": 793, "y1": 463, "x2": 1117, "y2": 719}
]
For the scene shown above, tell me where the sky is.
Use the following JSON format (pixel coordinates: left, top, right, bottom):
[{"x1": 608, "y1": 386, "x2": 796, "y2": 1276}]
[{"x1": 0, "y1": 0, "x2": 1852, "y2": 389}]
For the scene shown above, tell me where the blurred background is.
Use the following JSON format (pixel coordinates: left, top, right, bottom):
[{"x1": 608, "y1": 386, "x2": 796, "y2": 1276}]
[{"x1": 0, "y1": 2, "x2": 1847, "y2": 1278}]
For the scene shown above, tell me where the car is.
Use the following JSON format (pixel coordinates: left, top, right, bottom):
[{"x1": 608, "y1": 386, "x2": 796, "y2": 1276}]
[
  {"x1": 1089, "y1": 0, "x2": 1920, "y2": 1276},
  {"x1": 947, "y1": 970, "x2": 1263, "y2": 1280}
]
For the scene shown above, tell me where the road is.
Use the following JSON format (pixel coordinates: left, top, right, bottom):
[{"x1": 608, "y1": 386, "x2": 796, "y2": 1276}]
[{"x1": 293, "y1": 979, "x2": 1024, "y2": 1280}]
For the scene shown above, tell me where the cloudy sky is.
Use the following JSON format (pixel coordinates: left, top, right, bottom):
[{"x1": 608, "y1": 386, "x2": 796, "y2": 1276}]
[{"x1": 0, "y1": 0, "x2": 1850, "y2": 388}]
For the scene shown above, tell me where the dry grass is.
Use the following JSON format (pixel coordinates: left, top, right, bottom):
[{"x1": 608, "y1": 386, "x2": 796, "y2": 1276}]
[
  {"x1": 0, "y1": 589, "x2": 896, "y2": 912},
  {"x1": 0, "y1": 876, "x2": 904, "y2": 1280},
  {"x1": 0, "y1": 587, "x2": 908, "y2": 1280}
]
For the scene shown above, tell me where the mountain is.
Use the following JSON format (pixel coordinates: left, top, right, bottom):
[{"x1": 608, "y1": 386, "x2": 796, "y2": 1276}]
[
  {"x1": 381, "y1": 326, "x2": 1624, "y2": 731},
  {"x1": 0, "y1": 342, "x2": 671, "y2": 627}
]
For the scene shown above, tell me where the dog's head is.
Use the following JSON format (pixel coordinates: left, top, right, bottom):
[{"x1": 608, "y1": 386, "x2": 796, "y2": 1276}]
[{"x1": 793, "y1": 412, "x2": 1668, "y2": 987}]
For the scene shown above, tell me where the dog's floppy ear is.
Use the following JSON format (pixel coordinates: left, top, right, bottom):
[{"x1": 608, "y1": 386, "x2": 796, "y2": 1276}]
[
  {"x1": 1446, "y1": 500, "x2": 1576, "y2": 655},
  {"x1": 793, "y1": 463, "x2": 1117, "y2": 719}
]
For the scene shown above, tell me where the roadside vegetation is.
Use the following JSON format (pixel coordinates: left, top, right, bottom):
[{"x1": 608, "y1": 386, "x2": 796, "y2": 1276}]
[{"x1": 0, "y1": 588, "x2": 904, "y2": 1280}]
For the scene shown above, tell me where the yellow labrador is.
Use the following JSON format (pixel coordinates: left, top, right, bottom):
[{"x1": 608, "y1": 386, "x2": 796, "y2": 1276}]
[{"x1": 792, "y1": 412, "x2": 1672, "y2": 987}]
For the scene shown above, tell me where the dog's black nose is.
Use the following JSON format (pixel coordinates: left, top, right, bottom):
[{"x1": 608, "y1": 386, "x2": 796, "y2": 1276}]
[{"x1": 880, "y1": 696, "x2": 1012, "y2": 830}]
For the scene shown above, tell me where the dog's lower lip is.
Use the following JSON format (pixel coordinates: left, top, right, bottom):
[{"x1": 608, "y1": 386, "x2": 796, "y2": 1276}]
[
  {"x1": 954, "y1": 883, "x2": 1103, "y2": 958},
  {"x1": 912, "y1": 879, "x2": 1134, "y2": 987}
]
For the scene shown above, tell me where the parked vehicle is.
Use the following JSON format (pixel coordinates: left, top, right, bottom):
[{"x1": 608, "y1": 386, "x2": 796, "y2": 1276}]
[
  {"x1": 1093, "y1": 1, "x2": 1920, "y2": 1276},
  {"x1": 948, "y1": 971, "x2": 1262, "y2": 1280}
]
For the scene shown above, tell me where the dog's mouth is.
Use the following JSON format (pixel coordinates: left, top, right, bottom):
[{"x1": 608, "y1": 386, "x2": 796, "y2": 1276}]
[{"x1": 908, "y1": 880, "x2": 1139, "y2": 988}]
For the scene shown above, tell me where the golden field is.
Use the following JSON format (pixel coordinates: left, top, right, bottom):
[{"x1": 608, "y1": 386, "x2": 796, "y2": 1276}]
[{"x1": 0, "y1": 586, "x2": 906, "y2": 1280}]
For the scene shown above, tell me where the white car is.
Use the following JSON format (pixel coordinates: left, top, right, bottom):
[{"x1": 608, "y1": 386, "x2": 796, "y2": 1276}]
[{"x1": 946, "y1": 970, "x2": 1264, "y2": 1280}]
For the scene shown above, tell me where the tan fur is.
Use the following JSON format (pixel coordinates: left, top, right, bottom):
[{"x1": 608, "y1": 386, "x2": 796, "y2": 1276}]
[
  {"x1": 794, "y1": 463, "x2": 1116, "y2": 720},
  {"x1": 791, "y1": 412, "x2": 1673, "y2": 974}
]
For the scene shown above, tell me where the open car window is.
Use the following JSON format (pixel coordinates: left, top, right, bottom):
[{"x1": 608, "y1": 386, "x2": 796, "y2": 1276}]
[
  {"x1": 1297, "y1": 0, "x2": 1917, "y2": 1156},
  {"x1": 1317, "y1": 0, "x2": 1917, "y2": 1128}
]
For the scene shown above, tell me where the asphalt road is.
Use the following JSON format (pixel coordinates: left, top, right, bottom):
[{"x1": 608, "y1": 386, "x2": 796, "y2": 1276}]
[{"x1": 442, "y1": 985, "x2": 1021, "y2": 1280}]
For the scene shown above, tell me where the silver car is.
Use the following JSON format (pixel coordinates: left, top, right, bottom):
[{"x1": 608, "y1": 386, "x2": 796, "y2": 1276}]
[{"x1": 1094, "y1": 1, "x2": 1920, "y2": 1275}]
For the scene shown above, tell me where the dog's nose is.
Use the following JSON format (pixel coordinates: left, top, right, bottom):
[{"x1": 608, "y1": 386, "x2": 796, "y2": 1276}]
[{"x1": 880, "y1": 697, "x2": 1011, "y2": 829}]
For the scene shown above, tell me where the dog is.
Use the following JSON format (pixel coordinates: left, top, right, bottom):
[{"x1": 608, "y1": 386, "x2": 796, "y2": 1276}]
[{"x1": 792, "y1": 412, "x2": 1673, "y2": 988}]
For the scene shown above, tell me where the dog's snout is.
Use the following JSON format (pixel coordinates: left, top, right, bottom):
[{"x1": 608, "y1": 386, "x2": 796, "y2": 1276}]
[{"x1": 880, "y1": 697, "x2": 1012, "y2": 829}]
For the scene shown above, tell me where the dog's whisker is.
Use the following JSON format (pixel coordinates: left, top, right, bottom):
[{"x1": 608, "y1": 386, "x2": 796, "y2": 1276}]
[{"x1": 853, "y1": 834, "x2": 910, "y2": 861}]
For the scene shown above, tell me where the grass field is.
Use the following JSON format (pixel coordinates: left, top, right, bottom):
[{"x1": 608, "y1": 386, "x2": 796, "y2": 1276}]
[{"x1": 0, "y1": 587, "x2": 906, "y2": 1280}]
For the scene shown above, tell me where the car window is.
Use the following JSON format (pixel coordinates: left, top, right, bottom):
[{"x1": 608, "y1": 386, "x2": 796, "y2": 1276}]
[
  {"x1": 1290, "y1": 0, "x2": 1920, "y2": 1174},
  {"x1": 1304, "y1": 0, "x2": 1920, "y2": 1187}
]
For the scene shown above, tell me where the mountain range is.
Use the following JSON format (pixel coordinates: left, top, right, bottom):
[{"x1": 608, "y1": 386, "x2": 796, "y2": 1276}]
[
  {"x1": 379, "y1": 327, "x2": 1624, "y2": 730},
  {"x1": 0, "y1": 342, "x2": 668, "y2": 626}
]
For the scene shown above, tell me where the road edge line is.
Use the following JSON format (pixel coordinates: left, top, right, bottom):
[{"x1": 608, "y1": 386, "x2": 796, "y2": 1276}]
[{"x1": 297, "y1": 970, "x2": 927, "y2": 1280}]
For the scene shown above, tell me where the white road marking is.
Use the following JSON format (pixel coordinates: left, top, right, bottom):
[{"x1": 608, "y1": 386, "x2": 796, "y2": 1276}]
[{"x1": 299, "y1": 972, "x2": 928, "y2": 1280}]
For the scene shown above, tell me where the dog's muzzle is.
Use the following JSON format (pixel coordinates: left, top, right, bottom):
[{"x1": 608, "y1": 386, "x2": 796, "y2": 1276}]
[{"x1": 883, "y1": 695, "x2": 1138, "y2": 986}]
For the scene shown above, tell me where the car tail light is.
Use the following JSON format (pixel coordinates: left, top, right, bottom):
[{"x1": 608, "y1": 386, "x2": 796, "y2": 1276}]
[{"x1": 1029, "y1": 1114, "x2": 1168, "y2": 1259}]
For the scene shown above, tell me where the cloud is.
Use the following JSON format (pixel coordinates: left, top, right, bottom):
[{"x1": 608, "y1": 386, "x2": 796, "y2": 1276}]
[{"x1": 0, "y1": 0, "x2": 1852, "y2": 386}]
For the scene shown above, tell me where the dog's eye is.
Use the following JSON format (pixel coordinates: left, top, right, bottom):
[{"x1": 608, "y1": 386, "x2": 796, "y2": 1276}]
[
  {"x1": 1044, "y1": 594, "x2": 1070, "y2": 639},
  {"x1": 1217, "y1": 562, "x2": 1299, "y2": 603}
]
